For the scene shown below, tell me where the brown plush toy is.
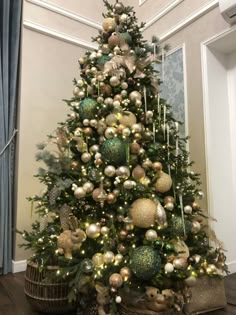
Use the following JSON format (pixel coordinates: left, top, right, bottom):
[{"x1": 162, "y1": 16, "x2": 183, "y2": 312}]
[
  {"x1": 57, "y1": 228, "x2": 86, "y2": 259},
  {"x1": 95, "y1": 283, "x2": 110, "y2": 315}
]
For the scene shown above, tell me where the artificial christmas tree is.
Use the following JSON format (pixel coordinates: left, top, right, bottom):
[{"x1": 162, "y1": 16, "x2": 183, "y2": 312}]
[{"x1": 19, "y1": 1, "x2": 228, "y2": 314}]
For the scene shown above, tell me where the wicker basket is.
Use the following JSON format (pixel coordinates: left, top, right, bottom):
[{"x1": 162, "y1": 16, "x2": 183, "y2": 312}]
[{"x1": 24, "y1": 262, "x2": 77, "y2": 314}]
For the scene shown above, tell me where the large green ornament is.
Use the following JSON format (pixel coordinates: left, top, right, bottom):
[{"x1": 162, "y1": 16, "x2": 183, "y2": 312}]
[
  {"x1": 169, "y1": 216, "x2": 191, "y2": 237},
  {"x1": 120, "y1": 32, "x2": 132, "y2": 45},
  {"x1": 130, "y1": 246, "x2": 161, "y2": 280},
  {"x1": 100, "y1": 137, "x2": 127, "y2": 166},
  {"x1": 79, "y1": 98, "x2": 97, "y2": 120}
]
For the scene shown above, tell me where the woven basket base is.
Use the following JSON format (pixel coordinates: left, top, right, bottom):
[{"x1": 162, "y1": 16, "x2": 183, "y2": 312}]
[{"x1": 119, "y1": 304, "x2": 178, "y2": 315}]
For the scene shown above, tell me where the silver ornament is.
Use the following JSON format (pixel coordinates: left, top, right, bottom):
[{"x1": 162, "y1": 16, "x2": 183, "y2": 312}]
[{"x1": 184, "y1": 205, "x2": 192, "y2": 214}]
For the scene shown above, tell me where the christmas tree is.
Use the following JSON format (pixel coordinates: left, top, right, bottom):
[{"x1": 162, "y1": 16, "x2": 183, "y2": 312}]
[{"x1": 20, "y1": 1, "x2": 227, "y2": 314}]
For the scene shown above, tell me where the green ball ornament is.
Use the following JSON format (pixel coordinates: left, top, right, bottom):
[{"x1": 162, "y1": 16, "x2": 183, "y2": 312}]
[
  {"x1": 100, "y1": 137, "x2": 127, "y2": 166},
  {"x1": 170, "y1": 216, "x2": 191, "y2": 237},
  {"x1": 120, "y1": 32, "x2": 132, "y2": 45},
  {"x1": 79, "y1": 98, "x2": 97, "y2": 120},
  {"x1": 130, "y1": 246, "x2": 161, "y2": 280},
  {"x1": 97, "y1": 55, "x2": 111, "y2": 66}
]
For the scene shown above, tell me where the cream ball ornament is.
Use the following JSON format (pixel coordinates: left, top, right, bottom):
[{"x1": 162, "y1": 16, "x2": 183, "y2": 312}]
[
  {"x1": 86, "y1": 223, "x2": 101, "y2": 239},
  {"x1": 129, "y1": 91, "x2": 142, "y2": 102},
  {"x1": 119, "y1": 111, "x2": 137, "y2": 127},
  {"x1": 110, "y1": 76, "x2": 120, "y2": 87},
  {"x1": 103, "y1": 251, "x2": 115, "y2": 264},
  {"x1": 130, "y1": 198, "x2": 157, "y2": 228},
  {"x1": 105, "y1": 113, "x2": 118, "y2": 126},
  {"x1": 74, "y1": 187, "x2": 86, "y2": 199},
  {"x1": 120, "y1": 267, "x2": 131, "y2": 281},
  {"x1": 104, "y1": 165, "x2": 116, "y2": 177},
  {"x1": 105, "y1": 127, "x2": 116, "y2": 139},
  {"x1": 173, "y1": 257, "x2": 188, "y2": 270},
  {"x1": 92, "y1": 253, "x2": 104, "y2": 267},
  {"x1": 155, "y1": 171, "x2": 172, "y2": 193},
  {"x1": 116, "y1": 166, "x2": 130, "y2": 179},
  {"x1": 83, "y1": 181, "x2": 94, "y2": 193},
  {"x1": 184, "y1": 205, "x2": 193, "y2": 214},
  {"x1": 81, "y1": 152, "x2": 92, "y2": 163},
  {"x1": 102, "y1": 17, "x2": 116, "y2": 32},
  {"x1": 145, "y1": 229, "x2": 158, "y2": 241},
  {"x1": 165, "y1": 262, "x2": 174, "y2": 273}
]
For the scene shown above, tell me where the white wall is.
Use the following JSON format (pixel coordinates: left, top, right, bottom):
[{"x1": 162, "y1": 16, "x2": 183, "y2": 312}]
[{"x1": 202, "y1": 29, "x2": 236, "y2": 273}]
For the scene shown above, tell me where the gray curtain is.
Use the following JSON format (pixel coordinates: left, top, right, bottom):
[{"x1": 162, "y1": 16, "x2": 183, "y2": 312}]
[{"x1": 0, "y1": 0, "x2": 22, "y2": 274}]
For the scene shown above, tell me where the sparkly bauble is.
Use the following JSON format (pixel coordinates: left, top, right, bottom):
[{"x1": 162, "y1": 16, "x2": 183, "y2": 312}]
[
  {"x1": 100, "y1": 138, "x2": 127, "y2": 166},
  {"x1": 191, "y1": 221, "x2": 201, "y2": 234},
  {"x1": 81, "y1": 259, "x2": 94, "y2": 274},
  {"x1": 152, "y1": 161, "x2": 163, "y2": 172},
  {"x1": 103, "y1": 251, "x2": 115, "y2": 264},
  {"x1": 120, "y1": 32, "x2": 132, "y2": 45},
  {"x1": 81, "y1": 152, "x2": 91, "y2": 163},
  {"x1": 130, "y1": 142, "x2": 140, "y2": 154},
  {"x1": 86, "y1": 223, "x2": 101, "y2": 239},
  {"x1": 110, "y1": 76, "x2": 120, "y2": 87},
  {"x1": 116, "y1": 166, "x2": 130, "y2": 179},
  {"x1": 171, "y1": 239, "x2": 189, "y2": 258},
  {"x1": 79, "y1": 98, "x2": 97, "y2": 120},
  {"x1": 155, "y1": 171, "x2": 172, "y2": 193},
  {"x1": 130, "y1": 246, "x2": 161, "y2": 280},
  {"x1": 92, "y1": 253, "x2": 104, "y2": 267},
  {"x1": 105, "y1": 127, "x2": 116, "y2": 139},
  {"x1": 145, "y1": 229, "x2": 158, "y2": 241},
  {"x1": 129, "y1": 91, "x2": 142, "y2": 102},
  {"x1": 184, "y1": 205, "x2": 192, "y2": 214},
  {"x1": 74, "y1": 187, "x2": 86, "y2": 199},
  {"x1": 170, "y1": 216, "x2": 191, "y2": 237},
  {"x1": 83, "y1": 181, "x2": 94, "y2": 193},
  {"x1": 108, "y1": 33, "x2": 120, "y2": 48},
  {"x1": 173, "y1": 257, "x2": 188, "y2": 269},
  {"x1": 106, "y1": 113, "x2": 118, "y2": 126},
  {"x1": 102, "y1": 18, "x2": 116, "y2": 32},
  {"x1": 114, "y1": 2, "x2": 125, "y2": 14},
  {"x1": 165, "y1": 262, "x2": 174, "y2": 273},
  {"x1": 115, "y1": 254, "x2": 123, "y2": 264},
  {"x1": 120, "y1": 267, "x2": 131, "y2": 280},
  {"x1": 109, "y1": 273, "x2": 123, "y2": 288},
  {"x1": 130, "y1": 198, "x2": 157, "y2": 228},
  {"x1": 104, "y1": 165, "x2": 116, "y2": 177},
  {"x1": 119, "y1": 111, "x2": 137, "y2": 127}
]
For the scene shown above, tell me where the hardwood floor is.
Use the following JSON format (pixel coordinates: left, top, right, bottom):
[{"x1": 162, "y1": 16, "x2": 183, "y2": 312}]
[{"x1": 0, "y1": 272, "x2": 235, "y2": 315}]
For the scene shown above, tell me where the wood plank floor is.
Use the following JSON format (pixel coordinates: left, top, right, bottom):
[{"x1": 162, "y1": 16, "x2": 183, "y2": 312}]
[{"x1": 0, "y1": 272, "x2": 235, "y2": 315}]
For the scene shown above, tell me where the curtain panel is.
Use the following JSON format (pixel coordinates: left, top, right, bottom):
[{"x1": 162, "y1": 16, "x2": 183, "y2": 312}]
[{"x1": 0, "y1": 0, "x2": 22, "y2": 274}]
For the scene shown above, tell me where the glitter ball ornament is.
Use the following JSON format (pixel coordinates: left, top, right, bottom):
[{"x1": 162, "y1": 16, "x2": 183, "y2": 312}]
[
  {"x1": 102, "y1": 17, "x2": 116, "y2": 32},
  {"x1": 119, "y1": 111, "x2": 137, "y2": 127},
  {"x1": 100, "y1": 137, "x2": 127, "y2": 166},
  {"x1": 155, "y1": 171, "x2": 172, "y2": 193},
  {"x1": 130, "y1": 246, "x2": 161, "y2": 280},
  {"x1": 170, "y1": 216, "x2": 191, "y2": 237},
  {"x1": 79, "y1": 98, "x2": 97, "y2": 120},
  {"x1": 130, "y1": 198, "x2": 157, "y2": 228}
]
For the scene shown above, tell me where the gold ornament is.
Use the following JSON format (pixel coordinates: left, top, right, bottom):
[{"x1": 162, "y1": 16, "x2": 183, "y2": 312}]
[
  {"x1": 164, "y1": 196, "x2": 175, "y2": 204},
  {"x1": 92, "y1": 253, "x2": 104, "y2": 267},
  {"x1": 119, "y1": 111, "x2": 137, "y2": 127},
  {"x1": 74, "y1": 187, "x2": 86, "y2": 199},
  {"x1": 105, "y1": 113, "x2": 118, "y2": 126},
  {"x1": 173, "y1": 257, "x2": 188, "y2": 269},
  {"x1": 86, "y1": 223, "x2": 101, "y2": 239},
  {"x1": 104, "y1": 165, "x2": 116, "y2": 177},
  {"x1": 130, "y1": 198, "x2": 157, "y2": 228},
  {"x1": 156, "y1": 203, "x2": 167, "y2": 227},
  {"x1": 155, "y1": 171, "x2": 172, "y2": 193},
  {"x1": 130, "y1": 142, "x2": 140, "y2": 154},
  {"x1": 152, "y1": 161, "x2": 163, "y2": 172},
  {"x1": 103, "y1": 251, "x2": 115, "y2": 264},
  {"x1": 106, "y1": 193, "x2": 117, "y2": 204},
  {"x1": 110, "y1": 75, "x2": 120, "y2": 87},
  {"x1": 129, "y1": 91, "x2": 142, "y2": 102},
  {"x1": 102, "y1": 18, "x2": 116, "y2": 32},
  {"x1": 120, "y1": 267, "x2": 131, "y2": 281},
  {"x1": 145, "y1": 229, "x2": 158, "y2": 241},
  {"x1": 114, "y1": 254, "x2": 123, "y2": 264},
  {"x1": 109, "y1": 273, "x2": 123, "y2": 288},
  {"x1": 108, "y1": 33, "x2": 120, "y2": 48},
  {"x1": 132, "y1": 165, "x2": 145, "y2": 180}
]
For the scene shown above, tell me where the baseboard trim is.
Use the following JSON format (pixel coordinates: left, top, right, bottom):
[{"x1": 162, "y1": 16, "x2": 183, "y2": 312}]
[
  {"x1": 12, "y1": 260, "x2": 27, "y2": 273},
  {"x1": 227, "y1": 260, "x2": 236, "y2": 274}
]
